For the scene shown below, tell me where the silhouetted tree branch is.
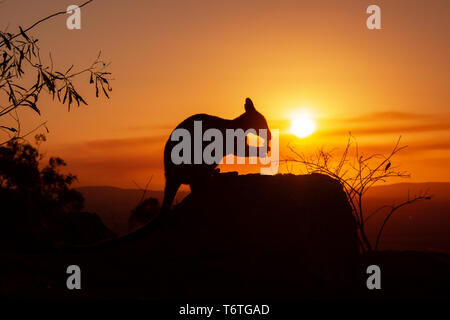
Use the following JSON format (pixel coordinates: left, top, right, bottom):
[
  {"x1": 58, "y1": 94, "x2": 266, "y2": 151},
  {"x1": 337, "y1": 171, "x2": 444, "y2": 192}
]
[
  {"x1": 373, "y1": 193, "x2": 431, "y2": 250},
  {"x1": 285, "y1": 134, "x2": 432, "y2": 253},
  {"x1": 0, "y1": 0, "x2": 94, "y2": 47},
  {"x1": 0, "y1": 0, "x2": 112, "y2": 144}
]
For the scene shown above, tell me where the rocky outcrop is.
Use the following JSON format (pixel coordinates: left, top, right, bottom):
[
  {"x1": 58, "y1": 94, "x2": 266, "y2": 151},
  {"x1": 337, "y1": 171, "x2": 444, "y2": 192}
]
[
  {"x1": 90, "y1": 173, "x2": 360, "y2": 298},
  {"x1": 169, "y1": 173, "x2": 359, "y2": 294}
]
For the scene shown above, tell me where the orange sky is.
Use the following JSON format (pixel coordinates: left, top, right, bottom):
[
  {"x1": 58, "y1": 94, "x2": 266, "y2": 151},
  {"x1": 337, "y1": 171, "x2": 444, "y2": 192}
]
[{"x1": 1, "y1": 0, "x2": 449, "y2": 189}]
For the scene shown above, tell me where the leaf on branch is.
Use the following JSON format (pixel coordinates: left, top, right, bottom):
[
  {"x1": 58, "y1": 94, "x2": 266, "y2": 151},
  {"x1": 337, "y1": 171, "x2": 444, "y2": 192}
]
[
  {"x1": 40, "y1": 71, "x2": 55, "y2": 94},
  {"x1": 63, "y1": 87, "x2": 68, "y2": 104},
  {"x1": 68, "y1": 90, "x2": 73, "y2": 110},
  {"x1": 77, "y1": 93, "x2": 87, "y2": 106},
  {"x1": 19, "y1": 26, "x2": 31, "y2": 42},
  {"x1": 1, "y1": 33, "x2": 11, "y2": 50},
  {"x1": 102, "y1": 85, "x2": 109, "y2": 98},
  {"x1": 0, "y1": 126, "x2": 17, "y2": 132},
  {"x1": 7, "y1": 81, "x2": 17, "y2": 105},
  {"x1": 23, "y1": 100, "x2": 41, "y2": 115},
  {"x1": 72, "y1": 87, "x2": 87, "y2": 106}
]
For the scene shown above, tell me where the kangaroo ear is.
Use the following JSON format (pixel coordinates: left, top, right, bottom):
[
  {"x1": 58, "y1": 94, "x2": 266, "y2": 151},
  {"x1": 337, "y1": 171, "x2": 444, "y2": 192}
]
[{"x1": 245, "y1": 98, "x2": 256, "y2": 112}]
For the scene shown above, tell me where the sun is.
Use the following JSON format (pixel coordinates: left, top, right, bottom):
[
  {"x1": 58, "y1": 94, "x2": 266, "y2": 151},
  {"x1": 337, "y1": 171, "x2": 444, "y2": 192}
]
[{"x1": 289, "y1": 111, "x2": 316, "y2": 138}]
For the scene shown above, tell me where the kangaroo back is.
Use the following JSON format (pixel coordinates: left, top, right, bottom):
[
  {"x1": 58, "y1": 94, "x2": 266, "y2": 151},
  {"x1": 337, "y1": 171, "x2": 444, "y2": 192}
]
[{"x1": 161, "y1": 98, "x2": 271, "y2": 212}]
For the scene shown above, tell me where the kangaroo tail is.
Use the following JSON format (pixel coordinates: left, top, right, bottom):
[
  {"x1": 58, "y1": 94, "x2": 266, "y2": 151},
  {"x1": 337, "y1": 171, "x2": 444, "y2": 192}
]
[
  {"x1": 53, "y1": 179, "x2": 181, "y2": 253},
  {"x1": 161, "y1": 178, "x2": 181, "y2": 214}
]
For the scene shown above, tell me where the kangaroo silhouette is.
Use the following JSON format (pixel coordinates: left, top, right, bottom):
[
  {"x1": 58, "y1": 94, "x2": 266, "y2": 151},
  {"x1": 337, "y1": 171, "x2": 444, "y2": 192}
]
[
  {"x1": 161, "y1": 98, "x2": 271, "y2": 213},
  {"x1": 61, "y1": 98, "x2": 271, "y2": 251}
]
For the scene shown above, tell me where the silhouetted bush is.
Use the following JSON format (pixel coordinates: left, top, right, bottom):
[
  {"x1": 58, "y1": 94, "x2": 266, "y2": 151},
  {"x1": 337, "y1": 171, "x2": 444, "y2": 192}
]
[
  {"x1": 0, "y1": 136, "x2": 113, "y2": 249},
  {"x1": 287, "y1": 134, "x2": 431, "y2": 252},
  {"x1": 129, "y1": 197, "x2": 160, "y2": 230},
  {"x1": 0, "y1": 1, "x2": 112, "y2": 144}
]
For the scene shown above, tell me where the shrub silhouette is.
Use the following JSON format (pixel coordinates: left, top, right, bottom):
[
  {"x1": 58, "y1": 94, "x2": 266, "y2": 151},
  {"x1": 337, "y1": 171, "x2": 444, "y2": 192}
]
[
  {"x1": 0, "y1": 1, "x2": 111, "y2": 144},
  {"x1": 128, "y1": 197, "x2": 160, "y2": 231},
  {"x1": 286, "y1": 134, "x2": 431, "y2": 252},
  {"x1": 0, "y1": 135, "x2": 107, "y2": 248}
]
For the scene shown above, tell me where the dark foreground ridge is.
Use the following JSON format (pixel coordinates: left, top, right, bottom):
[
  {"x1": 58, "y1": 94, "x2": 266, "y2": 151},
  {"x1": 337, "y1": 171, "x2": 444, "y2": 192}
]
[{"x1": 2, "y1": 173, "x2": 450, "y2": 299}]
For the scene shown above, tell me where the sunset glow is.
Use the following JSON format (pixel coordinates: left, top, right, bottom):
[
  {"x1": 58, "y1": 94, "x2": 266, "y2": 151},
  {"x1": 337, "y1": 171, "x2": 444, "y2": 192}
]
[
  {"x1": 289, "y1": 111, "x2": 316, "y2": 138},
  {"x1": 2, "y1": 0, "x2": 450, "y2": 301},
  {"x1": 0, "y1": 1, "x2": 448, "y2": 189}
]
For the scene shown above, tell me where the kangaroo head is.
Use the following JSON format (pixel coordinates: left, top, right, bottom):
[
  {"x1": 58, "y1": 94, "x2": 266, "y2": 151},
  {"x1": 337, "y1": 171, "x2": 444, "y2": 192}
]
[{"x1": 240, "y1": 98, "x2": 272, "y2": 141}]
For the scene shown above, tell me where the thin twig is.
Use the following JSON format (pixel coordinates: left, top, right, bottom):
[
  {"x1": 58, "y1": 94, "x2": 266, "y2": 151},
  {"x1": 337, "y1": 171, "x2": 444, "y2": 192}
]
[{"x1": 0, "y1": 0, "x2": 94, "y2": 46}]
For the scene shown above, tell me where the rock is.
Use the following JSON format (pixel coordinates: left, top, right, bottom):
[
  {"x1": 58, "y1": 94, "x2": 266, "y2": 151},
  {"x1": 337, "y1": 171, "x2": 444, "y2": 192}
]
[
  {"x1": 93, "y1": 173, "x2": 359, "y2": 298},
  {"x1": 167, "y1": 173, "x2": 359, "y2": 295}
]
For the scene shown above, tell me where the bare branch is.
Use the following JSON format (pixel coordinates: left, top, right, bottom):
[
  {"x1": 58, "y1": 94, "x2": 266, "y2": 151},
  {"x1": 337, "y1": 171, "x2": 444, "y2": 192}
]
[
  {"x1": 283, "y1": 133, "x2": 428, "y2": 253},
  {"x1": 375, "y1": 193, "x2": 432, "y2": 250},
  {"x1": 0, "y1": 1, "x2": 94, "y2": 47},
  {"x1": 1, "y1": 2, "x2": 112, "y2": 144}
]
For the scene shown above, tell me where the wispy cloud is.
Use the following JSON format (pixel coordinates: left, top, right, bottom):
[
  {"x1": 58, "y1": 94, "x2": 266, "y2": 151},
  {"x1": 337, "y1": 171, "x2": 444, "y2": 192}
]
[
  {"x1": 340, "y1": 112, "x2": 439, "y2": 123},
  {"x1": 318, "y1": 122, "x2": 450, "y2": 136},
  {"x1": 83, "y1": 135, "x2": 166, "y2": 149},
  {"x1": 315, "y1": 112, "x2": 450, "y2": 136}
]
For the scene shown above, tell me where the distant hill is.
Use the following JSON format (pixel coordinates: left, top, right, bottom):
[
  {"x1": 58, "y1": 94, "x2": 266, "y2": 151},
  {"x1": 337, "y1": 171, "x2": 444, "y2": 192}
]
[
  {"x1": 77, "y1": 181, "x2": 450, "y2": 253},
  {"x1": 363, "y1": 182, "x2": 450, "y2": 254},
  {"x1": 365, "y1": 182, "x2": 450, "y2": 200}
]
